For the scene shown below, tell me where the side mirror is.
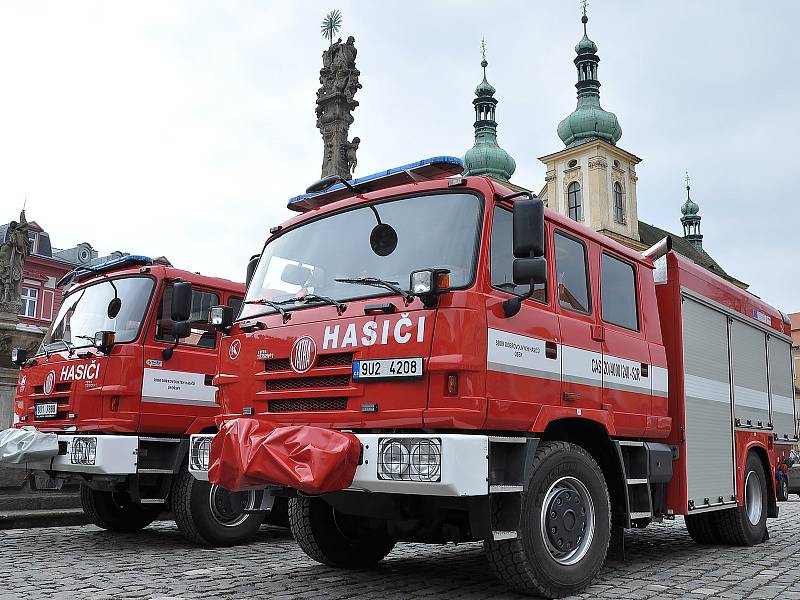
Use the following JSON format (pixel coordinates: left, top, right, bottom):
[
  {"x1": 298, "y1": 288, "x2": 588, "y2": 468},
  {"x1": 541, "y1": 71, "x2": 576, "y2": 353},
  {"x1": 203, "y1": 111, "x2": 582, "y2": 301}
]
[
  {"x1": 172, "y1": 320, "x2": 191, "y2": 340},
  {"x1": 11, "y1": 347, "x2": 27, "y2": 367},
  {"x1": 171, "y1": 281, "x2": 193, "y2": 322},
  {"x1": 504, "y1": 197, "x2": 547, "y2": 318},
  {"x1": 246, "y1": 255, "x2": 259, "y2": 289},
  {"x1": 512, "y1": 197, "x2": 545, "y2": 259}
]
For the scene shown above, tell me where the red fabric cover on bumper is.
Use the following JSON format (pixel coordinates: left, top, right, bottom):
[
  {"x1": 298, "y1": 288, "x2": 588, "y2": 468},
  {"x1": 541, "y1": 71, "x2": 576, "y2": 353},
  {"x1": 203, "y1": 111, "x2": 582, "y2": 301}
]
[{"x1": 207, "y1": 417, "x2": 361, "y2": 494}]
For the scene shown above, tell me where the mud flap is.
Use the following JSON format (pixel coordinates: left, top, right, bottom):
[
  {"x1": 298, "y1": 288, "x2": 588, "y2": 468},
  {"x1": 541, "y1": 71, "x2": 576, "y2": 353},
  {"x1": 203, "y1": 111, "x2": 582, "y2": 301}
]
[{"x1": 208, "y1": 417, "x2": 361, "y2": 494}]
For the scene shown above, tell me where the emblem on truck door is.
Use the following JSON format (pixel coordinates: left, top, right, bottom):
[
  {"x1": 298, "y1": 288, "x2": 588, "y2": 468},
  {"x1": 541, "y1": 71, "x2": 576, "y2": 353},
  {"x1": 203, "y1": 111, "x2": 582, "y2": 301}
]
[
  {"x1": 43, "y1": 371, "x2": 56, "y2": 395},
  {"x1": 229, "y1": 339, "x2": 241, "y2": 360},
  {"x1": 291, "y1": 336, "x2": 317, "y2": 373}
]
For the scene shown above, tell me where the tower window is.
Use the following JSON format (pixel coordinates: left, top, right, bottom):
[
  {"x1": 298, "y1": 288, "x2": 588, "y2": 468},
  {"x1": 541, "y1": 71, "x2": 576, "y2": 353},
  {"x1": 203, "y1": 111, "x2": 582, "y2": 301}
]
[
  {"x1": 613, "y1": 182, "x2": 625, "y2": 224},
  {"x1": 567, "y1": 181, "x2": 582, "y2": 221}
]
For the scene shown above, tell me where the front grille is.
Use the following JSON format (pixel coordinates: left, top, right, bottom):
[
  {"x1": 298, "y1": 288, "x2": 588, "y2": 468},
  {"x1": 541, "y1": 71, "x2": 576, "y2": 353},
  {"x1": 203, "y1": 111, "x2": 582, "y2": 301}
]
[
  {"x1": 33, "y1": 382, "x2": 71, "y2": 394},
  {"x1": 263, "y1": 352, "x2": 353, "y2": 372},
  {"x1": 266, "y1": 375, "x2": 350, "y2": 391},
  {"x1": 268, "y1": 398, "x2": 348, "y2": 412}
]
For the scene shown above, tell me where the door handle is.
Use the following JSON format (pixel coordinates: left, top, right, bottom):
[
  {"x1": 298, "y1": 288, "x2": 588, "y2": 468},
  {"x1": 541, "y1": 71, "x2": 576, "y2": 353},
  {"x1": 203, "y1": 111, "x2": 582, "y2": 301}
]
[{"x1": 545, "y1": 341, "x2": 558, "y2": 359}]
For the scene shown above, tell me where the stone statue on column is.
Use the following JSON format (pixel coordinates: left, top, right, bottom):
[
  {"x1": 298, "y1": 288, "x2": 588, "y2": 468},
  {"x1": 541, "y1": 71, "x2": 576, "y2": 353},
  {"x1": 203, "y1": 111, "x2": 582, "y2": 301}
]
[
  {"x1": 316, "y1": 22, "x2": 362, "y2": 180},
  {"x1": 0, "y1": 211, "x2": 31, "y2": 312}
]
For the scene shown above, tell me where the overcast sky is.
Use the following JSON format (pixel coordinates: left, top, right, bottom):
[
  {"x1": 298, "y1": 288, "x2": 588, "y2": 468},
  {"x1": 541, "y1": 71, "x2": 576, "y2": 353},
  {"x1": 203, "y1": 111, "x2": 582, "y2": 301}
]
[{"x1": 0, "y1": 1, "x2": 797, "y2": 311}]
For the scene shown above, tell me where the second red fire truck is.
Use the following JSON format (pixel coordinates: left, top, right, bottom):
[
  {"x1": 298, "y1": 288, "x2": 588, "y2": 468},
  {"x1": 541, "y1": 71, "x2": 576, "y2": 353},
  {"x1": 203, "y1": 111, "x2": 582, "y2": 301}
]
[
  {"x1": 0, "y1": 256, "x2": 278, "y2": 546},
  {"x1": 187, "y1": 157, "x2": 797, "y2": 597}
]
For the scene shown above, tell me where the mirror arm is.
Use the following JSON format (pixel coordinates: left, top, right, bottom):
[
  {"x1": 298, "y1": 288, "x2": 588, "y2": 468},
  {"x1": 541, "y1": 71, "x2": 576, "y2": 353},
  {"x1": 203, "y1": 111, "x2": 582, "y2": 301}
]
[
  {"x1": 496, "y1": 191, "x2": 534, "y2": 203},
  {"x1": 502, "y1": 287, "x2": 535, "y2": 318},
  {"x1": 162, "y1": 338, "x2": 180, "y2": 361}
]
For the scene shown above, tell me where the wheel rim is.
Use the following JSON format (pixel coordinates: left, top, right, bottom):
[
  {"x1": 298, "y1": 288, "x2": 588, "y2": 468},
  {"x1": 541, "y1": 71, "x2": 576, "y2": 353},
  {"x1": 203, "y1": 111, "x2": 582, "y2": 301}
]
[
  {"x1": 744, "y1": 470, "x2": 763, "y2": 526},
  {"x1": 208, "y1": 485, "x2": 256, "y2": 528},
  {"x1": 540, "y1": 476, "x2": 595, "y2": 566}
]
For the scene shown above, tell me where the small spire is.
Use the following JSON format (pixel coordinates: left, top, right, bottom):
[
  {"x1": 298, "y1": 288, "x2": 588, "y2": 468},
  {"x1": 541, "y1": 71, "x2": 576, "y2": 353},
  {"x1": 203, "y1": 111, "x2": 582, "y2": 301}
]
[
  {"x1": 685, "y1": 170, "x2": 691, "y2": 194},
  {"x1": 581, "y1": 0, "x2": 588, "y2": 34},
  {"x1": 480, "y1": 38, "x2": 488, "y2": 77}
]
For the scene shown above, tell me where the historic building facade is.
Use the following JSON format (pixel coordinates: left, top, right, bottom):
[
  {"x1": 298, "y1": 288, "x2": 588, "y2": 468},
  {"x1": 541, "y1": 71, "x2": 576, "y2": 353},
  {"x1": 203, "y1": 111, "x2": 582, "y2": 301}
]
[{"x1": 463, "y1": 13, "x2": 746, "y2": 289}]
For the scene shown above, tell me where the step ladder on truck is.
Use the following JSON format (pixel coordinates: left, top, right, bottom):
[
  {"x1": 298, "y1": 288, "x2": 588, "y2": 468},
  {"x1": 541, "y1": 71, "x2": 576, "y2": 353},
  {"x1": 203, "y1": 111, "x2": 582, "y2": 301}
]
[
  {"x1": 187, "y1": 157, "x2": 797, "y2": 597},
  {"x1": 0, "y1": 255, "x2": 285, "y2": 546}
]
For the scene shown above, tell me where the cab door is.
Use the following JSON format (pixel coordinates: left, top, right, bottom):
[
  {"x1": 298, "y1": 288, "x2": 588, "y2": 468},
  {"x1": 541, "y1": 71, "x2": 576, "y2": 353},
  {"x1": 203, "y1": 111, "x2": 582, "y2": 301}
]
[
  {"x1": 140, "y1": 283, "x2": 222, "y2": 433},
  {"x1": 553, "y1": 230, "x2": 603, "y2": 412},
  {"x1": 598, "y1": 252, "x2": 651, "y2": 436},
  {"x1": 484, "y1": 207, "x2": 561, "y2": 430}
]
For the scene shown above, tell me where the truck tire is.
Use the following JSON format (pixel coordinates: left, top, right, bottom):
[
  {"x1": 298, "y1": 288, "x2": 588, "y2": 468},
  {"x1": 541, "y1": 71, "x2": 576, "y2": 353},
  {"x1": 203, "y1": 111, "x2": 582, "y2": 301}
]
[
  {"x1": 484, "y1": 441, "x2": 611, "y2": 599},
  {"x1": 715, "y1": 453, "x2": 767, "y2": 546},
  {"x1": 776, "y1": 476, "x2": 788, "y2": 502},
  {"x1": 173, "y1": 469, "x2": 265, "y2": 547},
  {"x1": 289, "y1": 495, "x2": 395, "y2": 568},
  {"x1": 685, "y1": 512, "x2": 721, "y2": 544},
  {"x1": 80, "y1": 483, "x2": 160, "y2": 532}
]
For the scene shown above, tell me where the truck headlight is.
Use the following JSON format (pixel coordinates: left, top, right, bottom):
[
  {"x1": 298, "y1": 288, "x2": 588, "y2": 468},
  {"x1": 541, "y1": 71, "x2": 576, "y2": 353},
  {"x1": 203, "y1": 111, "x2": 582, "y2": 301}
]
[
  {"x1": 378, "y1": 438, "x2": 441, "y2": 482},
  {"x1": 190, "y1": 436, "x2": 212, "y2": 471},
  {"x1": 70, "y1": 437, "x2": 97, "y2": 465}
]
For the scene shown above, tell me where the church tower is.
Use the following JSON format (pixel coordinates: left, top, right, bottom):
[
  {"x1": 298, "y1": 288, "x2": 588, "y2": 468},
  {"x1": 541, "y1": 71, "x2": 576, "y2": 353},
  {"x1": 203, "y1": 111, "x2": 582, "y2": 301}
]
[
  {"x1": 538, "y1": 9, "x2": 644, "y2": 249},
  {"x1": 681, "y1": 174, "x2": 703, "y2": 251},
  {"x1": 463, "y1": 42, "x2": 516, "y2": 182}
]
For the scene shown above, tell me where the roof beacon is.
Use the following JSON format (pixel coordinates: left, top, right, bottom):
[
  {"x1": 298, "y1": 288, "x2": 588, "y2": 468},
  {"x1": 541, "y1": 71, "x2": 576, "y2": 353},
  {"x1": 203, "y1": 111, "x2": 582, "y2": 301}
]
[{"x1": 288, "y1": 156, "x2": 465, "y2": 212}]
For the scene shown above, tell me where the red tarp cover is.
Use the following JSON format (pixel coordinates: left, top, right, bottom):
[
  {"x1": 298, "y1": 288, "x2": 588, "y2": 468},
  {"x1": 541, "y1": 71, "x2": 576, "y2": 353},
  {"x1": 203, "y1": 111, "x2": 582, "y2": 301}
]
[{"x1": 208, "y1": 417, "x2": 361, "y2": 494}]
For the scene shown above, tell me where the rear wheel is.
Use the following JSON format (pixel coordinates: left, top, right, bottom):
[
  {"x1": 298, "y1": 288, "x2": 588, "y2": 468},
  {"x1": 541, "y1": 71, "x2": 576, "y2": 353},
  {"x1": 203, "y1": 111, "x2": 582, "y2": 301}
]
[
  {"x1": 685, "y1": 512, "x2": 720, "y2": 544},
  {"x1": 716, "y1": 453, "x2": 767, "y2": 546},
  {"x1": 289, "y1": 495, "x2": 395, "y2": 568},
  {"x1": 173, "y1": 469, "x2": 265, "y2": 547},
  {"x1": 484, "y1": 441, "x2": 611, "y2": 599},
  {"x1": 80, "y1": 483, "x2": 161, "y2": 532},
  {"x1": 776, "y1": 476, "x2": 789, "y2": 502}
]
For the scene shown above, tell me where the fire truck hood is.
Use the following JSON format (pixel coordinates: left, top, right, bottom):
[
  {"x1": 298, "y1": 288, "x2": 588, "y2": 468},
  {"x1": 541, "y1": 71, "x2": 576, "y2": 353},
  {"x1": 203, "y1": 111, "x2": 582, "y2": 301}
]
[{"x1": 208, "y1": 416, "x2": 361, "y2": 493}]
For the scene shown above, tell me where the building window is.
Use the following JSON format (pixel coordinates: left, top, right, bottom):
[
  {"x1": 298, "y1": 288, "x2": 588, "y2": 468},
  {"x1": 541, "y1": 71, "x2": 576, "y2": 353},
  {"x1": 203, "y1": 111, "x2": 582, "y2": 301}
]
[
  {"x1": 613, "y1": 182, "x2": 624, "y2": 224},
  {"x1": 567, "y1": 181, "x2": 582, "y2": 221},
  {"x1": 27, "y1": 232, "x2": 37, "y2": 254},
  {"x1": 19, "y1": 287, "x2": 38, "y2": 318}
]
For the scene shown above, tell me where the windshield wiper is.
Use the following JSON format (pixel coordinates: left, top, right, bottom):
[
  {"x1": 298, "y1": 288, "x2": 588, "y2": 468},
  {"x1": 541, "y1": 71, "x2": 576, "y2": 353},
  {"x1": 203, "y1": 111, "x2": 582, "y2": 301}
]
[
  {"x1": 335, "y1": 276, "x2": 413, "y2": 304},
  {"x1": 243, "y1": 298, "x2": 291, "y2": 323},
  {"x1": 44, "y1": 339, "x2": 75, "y2": 357},
  {"x1": 289, "y1": 293, "x2": 347, "y2": 315}
]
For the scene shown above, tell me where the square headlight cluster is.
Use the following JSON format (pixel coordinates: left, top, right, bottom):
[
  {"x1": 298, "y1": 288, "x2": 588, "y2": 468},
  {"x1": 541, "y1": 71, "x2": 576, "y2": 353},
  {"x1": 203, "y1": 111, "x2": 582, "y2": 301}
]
[
  {"x1": 190, "y1": 436, "x2": 212, "y2": 472},
  {"x1": 377, "y1": 437, "x2": 441, "y2": 482},
  {"x1": 70, "y1": 437, "x2": 97, "y2": 465}
]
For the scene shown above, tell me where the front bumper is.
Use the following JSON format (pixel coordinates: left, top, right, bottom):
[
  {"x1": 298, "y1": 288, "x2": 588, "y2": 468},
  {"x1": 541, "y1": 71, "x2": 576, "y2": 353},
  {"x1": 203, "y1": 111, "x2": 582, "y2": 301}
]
[
  {"x1": 190, "y1": 431, "x2": 498, "y2": 497},
  {"x1": 0, "y1": 428, "x2": 138, "y2": 475}
]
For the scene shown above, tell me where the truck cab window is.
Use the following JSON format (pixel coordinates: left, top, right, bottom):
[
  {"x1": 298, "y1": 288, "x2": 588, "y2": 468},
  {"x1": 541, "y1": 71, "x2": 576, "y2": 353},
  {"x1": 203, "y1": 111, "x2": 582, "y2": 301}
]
[
  {"x1": 600, "y1": 253, "x2": 639, "y2": 331},
  {"x1": 156, "y1": 286, "x2": 220, "y2": 348},
  {"x1": 490, "y1": 207, "x2": 546, "y2": 303},
  {"x1": 554, "y1": 231, "x2": 590, "y2": 314}
]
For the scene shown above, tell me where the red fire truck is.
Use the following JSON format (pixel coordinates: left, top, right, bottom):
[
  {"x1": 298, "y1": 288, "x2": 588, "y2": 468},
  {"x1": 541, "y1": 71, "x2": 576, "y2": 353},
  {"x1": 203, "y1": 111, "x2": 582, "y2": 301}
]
[
  {"x1": 0, "y1": 255, "x2": 274, "y2": 546},
  {"x1": 187, "y1": 157, "x2": 797, "y2": 597}
]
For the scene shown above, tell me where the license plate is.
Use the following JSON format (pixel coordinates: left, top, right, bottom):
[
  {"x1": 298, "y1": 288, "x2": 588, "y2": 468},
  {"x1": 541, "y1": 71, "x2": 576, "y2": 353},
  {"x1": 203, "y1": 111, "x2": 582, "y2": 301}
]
[
  {"x1": 352, "y1": 358, "x2": 423, "y2": 381},
  {"x1": 35, "y1": 402, "x2": 58, "y2": 419}
]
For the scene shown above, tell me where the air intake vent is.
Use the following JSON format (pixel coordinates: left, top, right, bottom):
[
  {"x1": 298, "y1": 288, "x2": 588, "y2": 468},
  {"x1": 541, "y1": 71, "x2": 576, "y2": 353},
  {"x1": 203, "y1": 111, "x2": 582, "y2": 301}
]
[
  {"x1": 266, "y1": 375, "x2": 350, "y2": 391},
  {"x1": 268, "y1": 398, "x2": 348, "y2": 412},
  {"x1": 263, "y1": 352, "x2": 353, "y2": 372}
]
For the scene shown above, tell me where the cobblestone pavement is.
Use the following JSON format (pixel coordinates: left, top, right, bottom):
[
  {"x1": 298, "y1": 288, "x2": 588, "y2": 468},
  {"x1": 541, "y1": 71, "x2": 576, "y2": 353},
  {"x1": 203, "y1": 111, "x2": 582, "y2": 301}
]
[{"x1": 1, "y1": 498, "x2": 799, "y2": 600}]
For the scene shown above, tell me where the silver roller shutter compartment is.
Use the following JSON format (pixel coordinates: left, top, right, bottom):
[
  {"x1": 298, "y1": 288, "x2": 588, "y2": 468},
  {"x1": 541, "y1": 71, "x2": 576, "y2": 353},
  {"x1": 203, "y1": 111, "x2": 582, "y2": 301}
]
[
  {"x1": 681, "y1": 296, "x2": 736, "y2": 510},
  {"x1": 768, "y1": 336, "x2": 797, "y2": 442},
  {"x1": 730, "y1": 321, "x2": 771, "y2": 429}
]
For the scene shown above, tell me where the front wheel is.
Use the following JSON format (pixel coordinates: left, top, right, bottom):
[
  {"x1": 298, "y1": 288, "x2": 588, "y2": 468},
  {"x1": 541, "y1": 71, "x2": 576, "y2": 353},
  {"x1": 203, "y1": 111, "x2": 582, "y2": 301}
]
[
  {"x1": 289, "y1": 495, "x2": 395, "y2": 568},
  {"x1": 485, "y1": 441, "x2": 611, "y2": 599},
  {"x1": 172, "y1": 469, "x2": 265, "y2": 547},
  {"x1": 776, "y1": 476, "x2": 789, "y2": 502},
  {"x1": 80, "y1": 484, "x2": 161, "y2": 532},
  {"x1": 715, "y1": 452, "x2": 767, "y2": 546}
]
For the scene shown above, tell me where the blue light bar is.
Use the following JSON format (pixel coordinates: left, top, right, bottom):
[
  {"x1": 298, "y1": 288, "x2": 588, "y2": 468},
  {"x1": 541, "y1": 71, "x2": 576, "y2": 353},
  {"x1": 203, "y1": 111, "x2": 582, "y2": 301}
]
[
  {"x1": 287, "y1": 156, "x2": 465, "y2": 212},
  {"x1": 65, "y1": 255, "x2": 154, "y2": 286}
]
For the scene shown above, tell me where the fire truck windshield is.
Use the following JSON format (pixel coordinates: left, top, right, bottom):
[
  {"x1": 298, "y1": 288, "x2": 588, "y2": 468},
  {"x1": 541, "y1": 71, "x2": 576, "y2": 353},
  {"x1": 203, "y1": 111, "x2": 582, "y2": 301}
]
[
  {"x1": 41, "y1": 276, "x2": 155, "y2": 352},
  {"x1": 241, "y1": 192, "x2": 482, "y2": 320}
]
